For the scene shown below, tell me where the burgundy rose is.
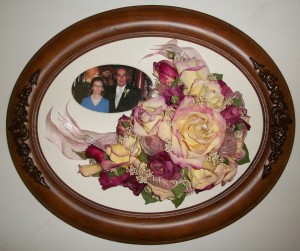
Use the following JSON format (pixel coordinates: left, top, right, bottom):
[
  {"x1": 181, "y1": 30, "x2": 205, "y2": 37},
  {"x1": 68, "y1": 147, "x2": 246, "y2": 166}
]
[
  {"x1": 123, "y1": 175, "x2": 146, "y2": 196},
  {"x1": 153, "y1": 60, "x2": 178, "y2": 86},
  {"x1": 221, "y1": 105, "x2": 250, "y2": 130},
  {"x1": 116, "y1": 114, "x2": 132, "y2": 136},
  {"x1": 85, "y1": 145, "x2": 105, "y2": 163},
  {"x1": 163, "y1": 84, "x2": 185, "y2": 107},
  {"x1": 148, "y1": 151, "x2": 181, "y2": 180},
  {"x1": 99, "y1": 171, "x2": 130, "y2": 190},
  {"x1": 218, "y1": 80, "x2": 233, "y2": 97}
]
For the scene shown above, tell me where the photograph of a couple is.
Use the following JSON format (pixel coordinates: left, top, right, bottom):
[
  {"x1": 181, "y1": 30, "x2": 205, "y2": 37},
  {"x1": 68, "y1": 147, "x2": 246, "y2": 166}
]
[{"x1": 72, "y1": 65, "x2": 152, "y2": 113}]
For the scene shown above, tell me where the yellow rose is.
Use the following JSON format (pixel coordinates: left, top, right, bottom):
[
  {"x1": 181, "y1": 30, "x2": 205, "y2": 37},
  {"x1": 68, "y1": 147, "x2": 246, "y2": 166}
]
[
  {"x1": 188, "y1": 168, "x2": 217, "y2": 190},
  {"x1": 189, "y1": 79, "x2": 224, "y2": 111},
  {"x1": 147, "y1": 183, "x2": 175, "y2": 201},
  {"x1": 122, "y1": 135, "x2": 142, "y2": 157},
  {"x1": 174, "y1": 57, "x2": 210, "y2": 93},
  {"x1": 132, "y1": 96, "x2": 167, "y2": 136},
  {"x1": 214, "y1": 162, "x2": 238, "y2": 186},
  {"x1": 106, "y1": 144, "x2": 130, "y2": 166},
  {"x1": 157, "y1": 106, "x2": 173, "y2": 143},
  {"x1": 169, "y1": 96, "x2": 226, "y2": 169},
  {"x1": 147, "y1": 176, "x2": 177, "y2": 200}
]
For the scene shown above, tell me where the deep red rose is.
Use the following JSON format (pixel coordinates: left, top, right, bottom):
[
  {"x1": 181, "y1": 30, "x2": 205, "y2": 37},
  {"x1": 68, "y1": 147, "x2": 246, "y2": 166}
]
[
  {"x1": 99, "y1": 171, "x2": 130, "y2": 190},
  {"x1": 85, "y1": 145, "x2": 105, "y2": 163},
  {"x1": 221, "y1": 105, "x2": 250, "y2": 130},
  {"x1": 153, "y1": 60, "x2": 178, "y2": 86},
  {"x1": 162, "y1": 84, "x2": 185, "y2": 107},
  {"x1": 218, "y1": 80, "x2": 233, "y2": 97},
  {"x1": 122, "y1": 175, "x2": 146, "y2": 196},
  {"x1": 148, "y1": 151, "x2": 181, "y2": 180}
]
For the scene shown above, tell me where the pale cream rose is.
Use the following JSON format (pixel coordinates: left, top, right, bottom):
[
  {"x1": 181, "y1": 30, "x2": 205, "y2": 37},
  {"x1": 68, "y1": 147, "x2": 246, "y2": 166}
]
[
  {"x1": 174, "y1": 57, "x2": 210, "y2": 92},
  {"x1": 205, "y1": 81, "x2": 225, "y2": 110},
  {"x1": 200, "y1": 161, "x2": 235, "y2": 186},
  {"x1": 122, "y1": 135, "x2": 142, "y2": 157},
  {"x1": 132, "y1": 96, "x2": 167, "y2": 137},
  {"x1": 105, "y1": 144, "x2": 130, "y2": 166},
  {"x1": 213, "y1": 163, "x2": 227, "y2": 186},
  {"x1": 187, "y1": 168, "x2": 217, "y2": 190},
  {"x1": 157, "y1": 106, "x2": 173, "y2": 143},
  {"x1": 187, "y1": 79, "x2": 207, "y2": 97},
  {"x1": 188, "y1": 79, "x2": 224, "y2": 111},
  {"x1": 169, "y1": 96, "x2": 226, "y2": 169},
  {"x1": 130, "y1": 158, "x2": 148, "y2": 175},
  {"x1": 213, "y1": 160, "x2": 238, "y2": 186},
  {"x1": 222, "y1": 167, "x2": 237, "y2": 185},
  {"x1": 147, "y1": 183, "x2": 175, "y2": 201},
  {"x1": 202, "y1": 160, "x2": 216, "y2": 171}
]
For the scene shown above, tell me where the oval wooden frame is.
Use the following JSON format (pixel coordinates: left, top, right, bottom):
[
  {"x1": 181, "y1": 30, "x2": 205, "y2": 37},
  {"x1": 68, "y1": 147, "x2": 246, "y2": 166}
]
[{"x1": 6, "y1": 6, "x2": 295, "y2": 244}]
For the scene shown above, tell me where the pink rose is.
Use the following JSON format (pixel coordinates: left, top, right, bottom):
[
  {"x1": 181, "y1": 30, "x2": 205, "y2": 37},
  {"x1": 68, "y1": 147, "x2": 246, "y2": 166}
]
[
  {"x1": 132, "y1": 96, "x2": 167, "y2": 136},
  {"x1": 169, "y1": 96, "x2": 226, "y2": 169}
]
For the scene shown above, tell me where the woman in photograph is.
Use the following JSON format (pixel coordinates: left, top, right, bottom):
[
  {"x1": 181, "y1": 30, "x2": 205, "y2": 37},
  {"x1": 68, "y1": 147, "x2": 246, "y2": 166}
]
[{"x1": 81, "y1": 76, "x2": 109, "y2": 112}]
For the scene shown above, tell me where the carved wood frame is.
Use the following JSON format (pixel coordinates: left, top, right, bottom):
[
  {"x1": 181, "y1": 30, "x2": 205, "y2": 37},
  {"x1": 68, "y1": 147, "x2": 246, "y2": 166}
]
[{"x1": 6, "y1": 6, "x2": 295, "y2": 244}]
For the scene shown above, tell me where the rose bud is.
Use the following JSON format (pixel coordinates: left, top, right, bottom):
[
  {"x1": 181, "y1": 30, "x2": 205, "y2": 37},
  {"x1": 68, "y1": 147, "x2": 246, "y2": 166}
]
[
  {"x1": 85, "y1": 145, "x2": 105, "y2": 164},
  {"x1": 153, "y1": 60, "x2": 178, "y2": 86},
  {"x1": 116, "y1": 114, "x2": 132, "y2": 137}
]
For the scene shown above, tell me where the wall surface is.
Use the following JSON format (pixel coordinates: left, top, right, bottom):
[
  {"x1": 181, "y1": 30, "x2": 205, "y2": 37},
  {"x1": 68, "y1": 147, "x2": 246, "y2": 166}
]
[{"x1": 0, "y1": 0, "x2": 299, "y2": 250}]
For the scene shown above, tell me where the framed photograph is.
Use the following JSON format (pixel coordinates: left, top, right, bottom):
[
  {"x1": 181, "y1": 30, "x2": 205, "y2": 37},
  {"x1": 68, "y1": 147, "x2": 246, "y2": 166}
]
[{"x1": 6, "y1": 6, "x2": 295, "y2": 244}]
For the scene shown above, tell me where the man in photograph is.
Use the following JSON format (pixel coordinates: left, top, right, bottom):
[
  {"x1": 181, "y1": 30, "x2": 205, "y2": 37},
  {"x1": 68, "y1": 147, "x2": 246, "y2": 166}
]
[{"x1": 106, "y1": 66, "x2": 142, "y2": 113}]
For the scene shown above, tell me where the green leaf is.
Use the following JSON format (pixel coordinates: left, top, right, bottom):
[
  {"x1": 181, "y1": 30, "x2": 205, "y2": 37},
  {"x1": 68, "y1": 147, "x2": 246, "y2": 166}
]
[
  {"x1": 138, "y1": 151, "x2": 148, "y2": 163},
  {"x1": 166, "y1": 51, "x2": 176, "y2": 59},
  {"x1": 237, "y1": 143, "x2": 250, "y2": 165},
  {"x1": 232, "y1": 98, "x2": 242, "y2": 107},
  {"x1": 73, "y1": 151, "x2": 87, "y2": 160},
  {"x1": 170, "y1": 95, "x2": 179, "y2": 104},
  {"x1": 235, "y1": 123, "x2": 244, "y2": 131},
  {"x1": 223, "y1": 157, "x2": 230, "y2": 165},
  {"x1": 108, "y1": 167, "x2": 126, "y2": 177},
  {"x1": 171, "y1": 78, "x2": 180, "y2": 87},
  {"x1": 91, "y1": 172, "x2": 101, "y2": 177},
  {"x1": 180, "y1": 168, "x2": 189, "y2": 179},
  {"x1": 211, "y1": 73, "x2": 223, "y2": 80},
  {"x1": 121, "y1": 121, "x2": 131, "y2": 128},
  {"x1": 171, "y1": 193, "x2": 187, "y2": 208},
  {"x1": 172, "y1": 183, "x2": 186, "y2": 198},
  {"x1": 141, "y1": 190, "x2": 158, "y2": 205}
]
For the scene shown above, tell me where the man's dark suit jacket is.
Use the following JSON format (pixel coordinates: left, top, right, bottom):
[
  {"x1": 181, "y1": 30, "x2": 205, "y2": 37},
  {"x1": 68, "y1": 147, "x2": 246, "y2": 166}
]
[{"x1": 105, "y1": 84, "x2": 142, "y2": 113}]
